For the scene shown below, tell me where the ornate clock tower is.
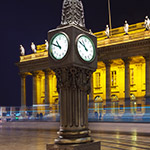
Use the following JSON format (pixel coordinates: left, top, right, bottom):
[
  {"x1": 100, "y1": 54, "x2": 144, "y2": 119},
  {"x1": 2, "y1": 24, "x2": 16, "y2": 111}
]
[{"x1": 47, "y1": 0, "x2": 100, "y2": 149}]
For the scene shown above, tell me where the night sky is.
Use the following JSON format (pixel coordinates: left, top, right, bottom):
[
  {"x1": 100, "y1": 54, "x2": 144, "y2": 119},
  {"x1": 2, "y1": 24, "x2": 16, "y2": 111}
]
[{"x1": 0, "y1": 0, "x2": 150, "y2": 106}]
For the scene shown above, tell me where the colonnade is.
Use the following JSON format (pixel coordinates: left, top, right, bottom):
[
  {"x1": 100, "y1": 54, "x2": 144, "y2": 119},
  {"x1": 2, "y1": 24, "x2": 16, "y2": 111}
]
[
  {"x1": 20, "y1": 69, "x2": 56, "y2": 109},
  {"x1": 19, "y1": 56, "x2": 150, "y2": 114},
  {"x1": 103, "y1": 56, "x2": 150, "y2": 114}
]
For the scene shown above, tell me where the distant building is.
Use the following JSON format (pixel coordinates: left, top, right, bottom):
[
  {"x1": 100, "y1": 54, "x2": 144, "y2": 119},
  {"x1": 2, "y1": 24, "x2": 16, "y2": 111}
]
[{"x1": 16, "y1": 22, "x2": 150, "y2": 116}]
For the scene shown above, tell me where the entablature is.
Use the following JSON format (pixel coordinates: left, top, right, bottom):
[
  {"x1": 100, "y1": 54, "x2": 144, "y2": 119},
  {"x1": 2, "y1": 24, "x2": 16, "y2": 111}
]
[
  {"x1": 98, "y1": 38, "x2": 150, "y2": 61},
  {"x1": 20, "y1": 51, "x2": 48, "y2": 62},
  {"x1": 16, "y1": 57, "x2": 50, "y2": 73},
  {"x1": 17, "y1": 21, "x2": 150, "y2": 72}
]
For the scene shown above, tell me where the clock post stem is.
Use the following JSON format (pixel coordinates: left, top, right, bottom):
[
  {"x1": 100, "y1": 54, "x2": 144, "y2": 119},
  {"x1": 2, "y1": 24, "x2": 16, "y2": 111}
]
[{"x1": 53, "y1": 66, "x2": 94, "y2": 144}]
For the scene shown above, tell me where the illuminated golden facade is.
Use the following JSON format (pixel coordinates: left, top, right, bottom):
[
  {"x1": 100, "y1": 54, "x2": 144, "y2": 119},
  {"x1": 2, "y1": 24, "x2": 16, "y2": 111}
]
[{"x1": 17, "y1": 22, "x2": 150, "y2": 115}]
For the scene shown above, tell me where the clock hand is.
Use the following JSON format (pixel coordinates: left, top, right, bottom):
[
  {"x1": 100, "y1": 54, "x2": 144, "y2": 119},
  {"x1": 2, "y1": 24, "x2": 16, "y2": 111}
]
[
  {"x1": 52, "y1": 43, "x2": 61, "y2": 49},
  {"x1": 82, "y1": 40, "x2": 88, "y2": 52},
  {"x1": 79, "y1": 41, "x2": 88, "y2": 52},
  {"x1": 56, "y1": 41, "x2": 61, "y2": 49}
]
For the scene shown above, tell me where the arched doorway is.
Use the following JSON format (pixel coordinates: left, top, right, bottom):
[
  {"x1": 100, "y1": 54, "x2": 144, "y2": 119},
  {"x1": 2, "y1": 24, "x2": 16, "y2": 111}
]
[
  {"x1": 94, "y1": 96, "x2": 103, "y2": 114},
  {"x1": 111, "y1": 95, "x2": 119, "y2": 114}
]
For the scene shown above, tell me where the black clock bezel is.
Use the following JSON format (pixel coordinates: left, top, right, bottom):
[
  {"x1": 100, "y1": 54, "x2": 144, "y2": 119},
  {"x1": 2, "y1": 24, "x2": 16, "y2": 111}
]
[
  {"x1": 76, "y1": 34, "x2": 96, "y2": 63},
  {"x1": 49, "y1": 32, "x2": 70, "y2": 61}
]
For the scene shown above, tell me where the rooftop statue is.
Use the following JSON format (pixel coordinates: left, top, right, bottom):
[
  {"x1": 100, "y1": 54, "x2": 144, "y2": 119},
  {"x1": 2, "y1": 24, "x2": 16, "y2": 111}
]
[
  {"x1": 20, "y1": 45, "x2": 25, "y2": 56},
  {"x1": 89, "y1": 29, "x2": 93, "y2": 35},
  {"x1": 45, "y1": 40, "x2": 49, "y2": 50},
  {"x1": 105, "y1": 25, "x2": 109, "y2": 38},
  {"x1": 124, "y1": 20, "x2": 129, "y2": 35},
  {"x1": 61, "y1": 0, "x2": 85, "y2": 28},
  {"x1": 144, "y1": 16, "x2": 150, "y2": 30},
  {"x1": 31, "y1": 42, "x2": 36, "y2": 53}
]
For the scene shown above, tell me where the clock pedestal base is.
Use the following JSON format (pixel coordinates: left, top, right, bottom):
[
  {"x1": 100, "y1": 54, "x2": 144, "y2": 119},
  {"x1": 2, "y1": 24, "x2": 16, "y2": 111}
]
[
  {"x1": 47, "y1": 141, "x2": 101, "y2": 150},
  {"x1": 54, "y1": 129, "x2": 92, "y2": 145}
]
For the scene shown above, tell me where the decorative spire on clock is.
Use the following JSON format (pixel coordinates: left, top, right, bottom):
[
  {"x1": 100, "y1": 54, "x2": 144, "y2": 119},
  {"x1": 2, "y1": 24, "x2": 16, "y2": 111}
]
[{"x1": 61, "y1": 0, "x2": 85, "y2": 28}]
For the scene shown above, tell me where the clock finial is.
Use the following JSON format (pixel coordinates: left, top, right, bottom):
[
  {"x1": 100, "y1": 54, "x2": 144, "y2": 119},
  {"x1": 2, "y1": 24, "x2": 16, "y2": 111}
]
[{"x1": 61, "y1": 0, "x2": 85, "y2": 28}]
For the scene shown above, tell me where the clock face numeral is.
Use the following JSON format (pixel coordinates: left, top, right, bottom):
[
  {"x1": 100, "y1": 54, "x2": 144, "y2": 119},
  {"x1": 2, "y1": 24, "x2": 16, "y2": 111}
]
[
  {"x1": 49, "y1": 33, "x2": 69, "y2": 60},
  {"x1": 77, "y1": 35, "x2": 95, "y2": 62}
]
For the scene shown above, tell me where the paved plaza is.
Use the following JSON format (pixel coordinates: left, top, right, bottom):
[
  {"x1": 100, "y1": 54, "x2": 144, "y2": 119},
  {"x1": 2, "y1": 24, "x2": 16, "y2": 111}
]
[{"x1": 0, "y1": 122, "x2": 150, "y2": 150}]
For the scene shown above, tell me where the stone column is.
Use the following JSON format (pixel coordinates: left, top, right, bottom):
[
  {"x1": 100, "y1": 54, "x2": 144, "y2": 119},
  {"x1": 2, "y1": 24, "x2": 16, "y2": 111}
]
[
  {"x1": 32, "y1": 71, "x2": 39, "y2": 116},
  {"x1": 43, "y1": 69, "x2": 51, "y2": 114},
  {"x1": 20, "y1": 73, "x2": 27, "y2": 107},
  {"x1": 20, "y1": 72, "x2": 27, "y2": 116},
  {"x1": 105, "y1": 61, "x2": 112, "y2": 113},
  {"x1": 144, "y1": 56, "x2": 150, "y2": 115},
  {"x1": 38, "y1": 75, "x2": 42, "y2": 105},
  {"x1": 103, "y1": 61, "x2": 113, "y2": 121},
  {"x1": 106, "y1": 61, "x2": 111, "y2": 112},
  {"x1": 123, "y1": 58, "x2": 131, "y2": 114}
]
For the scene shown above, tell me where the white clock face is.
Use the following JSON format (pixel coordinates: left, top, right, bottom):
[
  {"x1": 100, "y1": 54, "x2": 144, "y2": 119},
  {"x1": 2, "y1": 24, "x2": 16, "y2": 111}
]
[
  {"x1": 49, "y1": 33, "x2": 69, "y2": 60},
  {"x1": 77, "y1": 35, "x2": 95, "y2": 62}
]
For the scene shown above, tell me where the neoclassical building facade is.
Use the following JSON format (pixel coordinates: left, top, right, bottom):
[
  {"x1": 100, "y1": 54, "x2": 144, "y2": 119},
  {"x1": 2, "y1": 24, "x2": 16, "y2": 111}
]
[{"x1": 16, "y1": 22, "x2": 150, "y2": 116}]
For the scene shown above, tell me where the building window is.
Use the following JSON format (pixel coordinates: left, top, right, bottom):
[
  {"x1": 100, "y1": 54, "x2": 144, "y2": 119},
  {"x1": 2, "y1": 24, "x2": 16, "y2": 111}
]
[
  {"x1": 95, "y1": 73, "x2": 101, "y2": 88},
  {"x1": 130, "y1": 68, "x2": 134, "y2": 85},
  {"x1": 95, "y1": 96, "x2": 103, "y2": 102},
  {"x1": 103, "y1": 105, "x2": 106, "y2": 110},
  {"x1": 130, "y1": 93, "x2": 136, "y2": 100},
  {"x1": 131, "y1": 101, "x2": 136, "y2": 114},
  {"x1": 111, "y1": 95, "x2": 118, "y2": 101},
  {"x1": 111, "y1": 95, "x2": 119, "y2": 114},
  {"x1": 111, "y1": 101, "x2": 119, "y2": 114},
  {"x1": 120, "y1": 105, "x2": 123, "y2": 111},
  {"x1": 111, "y1": 71, "x2": 117, "y2": 86},
  {"x1": 94, "y1": 96, "x2": 103, "y2": 115},
  {"x1": 137, "y1": 104, "x2": 142, "y2": 111}
]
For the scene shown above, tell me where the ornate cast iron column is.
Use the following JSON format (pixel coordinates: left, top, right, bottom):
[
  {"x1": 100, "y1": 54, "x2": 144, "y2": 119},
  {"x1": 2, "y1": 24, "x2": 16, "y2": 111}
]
[
  {"x1": 47, "y1": 0, "x2": 100, "y2": 149},
  {"x1": 47, "y1": 24, "x2": 100, "y2": 149},
  {"x1": 54, "y1": 67, "x2": 93, "y2": 144}
]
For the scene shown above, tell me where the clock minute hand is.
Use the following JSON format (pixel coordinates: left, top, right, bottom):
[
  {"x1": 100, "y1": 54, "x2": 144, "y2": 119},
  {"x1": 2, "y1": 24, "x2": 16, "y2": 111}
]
[{"x1": 79, "y1": 41, "x2": 88, "y2": 52}]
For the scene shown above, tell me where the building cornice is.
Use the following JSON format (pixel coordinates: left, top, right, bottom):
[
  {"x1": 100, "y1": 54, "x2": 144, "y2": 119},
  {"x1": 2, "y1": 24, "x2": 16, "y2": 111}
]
[
  {"x1": 16, "y1": 57, "x2": 50, "y2": 73},
  {"x1": 98, "y1": 38, "x2": 150, "y2": 61}
]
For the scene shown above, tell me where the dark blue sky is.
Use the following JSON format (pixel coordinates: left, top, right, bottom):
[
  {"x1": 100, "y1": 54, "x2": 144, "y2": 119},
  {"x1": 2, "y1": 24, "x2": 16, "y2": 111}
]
[{"x1": 0, "y1": 0, "x2": 150, "y2": 106}]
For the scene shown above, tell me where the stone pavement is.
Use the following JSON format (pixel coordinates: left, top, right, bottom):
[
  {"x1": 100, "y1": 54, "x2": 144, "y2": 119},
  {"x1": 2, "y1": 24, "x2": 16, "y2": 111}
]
[
  {"x1": 0, "y1": 122, "x2": 150, "y2": 150},
  {"x1": 2, "y1": 122, "x2": 150, "y2": 134}
]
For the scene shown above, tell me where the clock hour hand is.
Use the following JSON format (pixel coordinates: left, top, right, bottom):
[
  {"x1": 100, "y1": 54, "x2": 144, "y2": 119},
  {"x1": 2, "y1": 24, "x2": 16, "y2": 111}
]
[
  {"x1": 79, "y1": 41, "x2": 88, "y2": 52},
  {"x1": 52, "y1": 43, "x2": 61, "y2": 49}
]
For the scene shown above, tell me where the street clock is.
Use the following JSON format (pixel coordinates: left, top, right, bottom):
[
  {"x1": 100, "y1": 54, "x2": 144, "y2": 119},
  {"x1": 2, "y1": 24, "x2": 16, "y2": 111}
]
[{"x1": 48, "y1": 25, "x2": 97, "y2": 71}]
